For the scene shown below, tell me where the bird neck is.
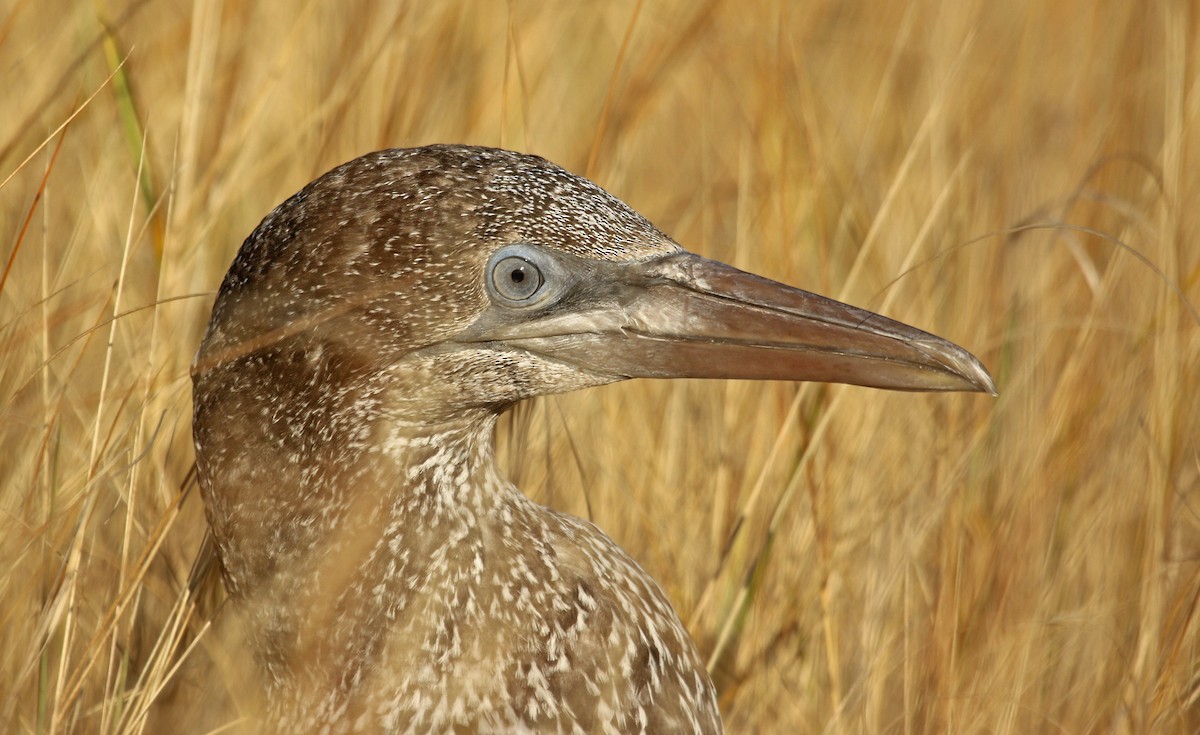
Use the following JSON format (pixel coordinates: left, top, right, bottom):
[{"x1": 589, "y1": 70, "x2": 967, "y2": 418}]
[
  {"x1": 218, "y1": 407, "x2": 517, "y2": 703},
  {"x1": 373, "y1": 410, "x2": 508, "y2": 518}
]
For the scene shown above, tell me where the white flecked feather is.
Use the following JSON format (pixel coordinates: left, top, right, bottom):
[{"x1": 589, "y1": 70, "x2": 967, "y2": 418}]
[{"x1": 193, "y1": 146, "x2": 723, "y2": 733}]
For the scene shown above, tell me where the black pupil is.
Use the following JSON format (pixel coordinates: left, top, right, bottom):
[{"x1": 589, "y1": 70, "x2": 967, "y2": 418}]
[{"x1": 510, "y1": 268, "x2": 525, "y2": 283}]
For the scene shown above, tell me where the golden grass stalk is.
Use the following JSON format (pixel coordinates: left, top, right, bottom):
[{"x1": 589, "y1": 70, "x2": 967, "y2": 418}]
[{"x1": 1, "y1": 1, "x2": 1197, "y2": 733}]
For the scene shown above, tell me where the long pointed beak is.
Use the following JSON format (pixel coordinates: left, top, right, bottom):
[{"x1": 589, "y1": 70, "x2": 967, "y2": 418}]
[{"x1": 469, "y1": 251, "x2": 996, "y2": 394}]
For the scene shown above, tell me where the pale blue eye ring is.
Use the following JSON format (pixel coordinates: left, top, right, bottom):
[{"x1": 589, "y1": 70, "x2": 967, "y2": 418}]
[{"x1": 490, "y1": 256, "x2": 543, "y2": 301}]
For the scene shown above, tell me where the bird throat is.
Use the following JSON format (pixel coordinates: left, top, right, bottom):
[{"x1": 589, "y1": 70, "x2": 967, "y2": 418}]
[{"x1": 198, "y1": 353, "x2": 516, "y2": 722}]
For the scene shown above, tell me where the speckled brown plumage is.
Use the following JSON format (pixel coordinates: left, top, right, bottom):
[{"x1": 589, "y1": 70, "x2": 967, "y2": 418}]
[{"x1": 192, "y1": 145, "x2": 994, "y2": 733}]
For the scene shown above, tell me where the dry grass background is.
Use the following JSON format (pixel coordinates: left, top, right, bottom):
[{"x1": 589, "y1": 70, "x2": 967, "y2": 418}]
[{"x1": 1, "y1": 0, "x2": 1198, "y2": 732}]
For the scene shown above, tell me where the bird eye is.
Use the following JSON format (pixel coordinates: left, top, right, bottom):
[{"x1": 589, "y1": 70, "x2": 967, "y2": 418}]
[{"x1": 489, "y1": 255, "x2": 544, "y2": 302}]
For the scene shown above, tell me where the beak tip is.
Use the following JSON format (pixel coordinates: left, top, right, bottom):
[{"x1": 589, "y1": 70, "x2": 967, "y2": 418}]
[
  {"x1": 949, "y1": 350, "x2": 998, "y2": 396},
  {"x1": 977, "y1": 374, "x2": 999, "y2": 397},
  {"x1": 912, "y1": 336, "x2": 996, "y2": 396}
]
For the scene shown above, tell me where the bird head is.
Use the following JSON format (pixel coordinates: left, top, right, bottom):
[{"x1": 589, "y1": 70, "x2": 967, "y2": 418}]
[{"x1": 193, "y1": 145, "x2": 993, "y2": 433}]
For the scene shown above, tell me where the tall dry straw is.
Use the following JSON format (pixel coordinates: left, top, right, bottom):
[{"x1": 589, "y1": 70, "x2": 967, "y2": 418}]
[{"x1": 1, "y1": 1, "x2": 1197, "y2": 732}]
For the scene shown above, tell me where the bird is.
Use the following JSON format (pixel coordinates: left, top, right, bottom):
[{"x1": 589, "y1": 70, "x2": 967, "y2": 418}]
[{"x1": 191, "y1": 144, "x2": 995, "y2": 734}]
